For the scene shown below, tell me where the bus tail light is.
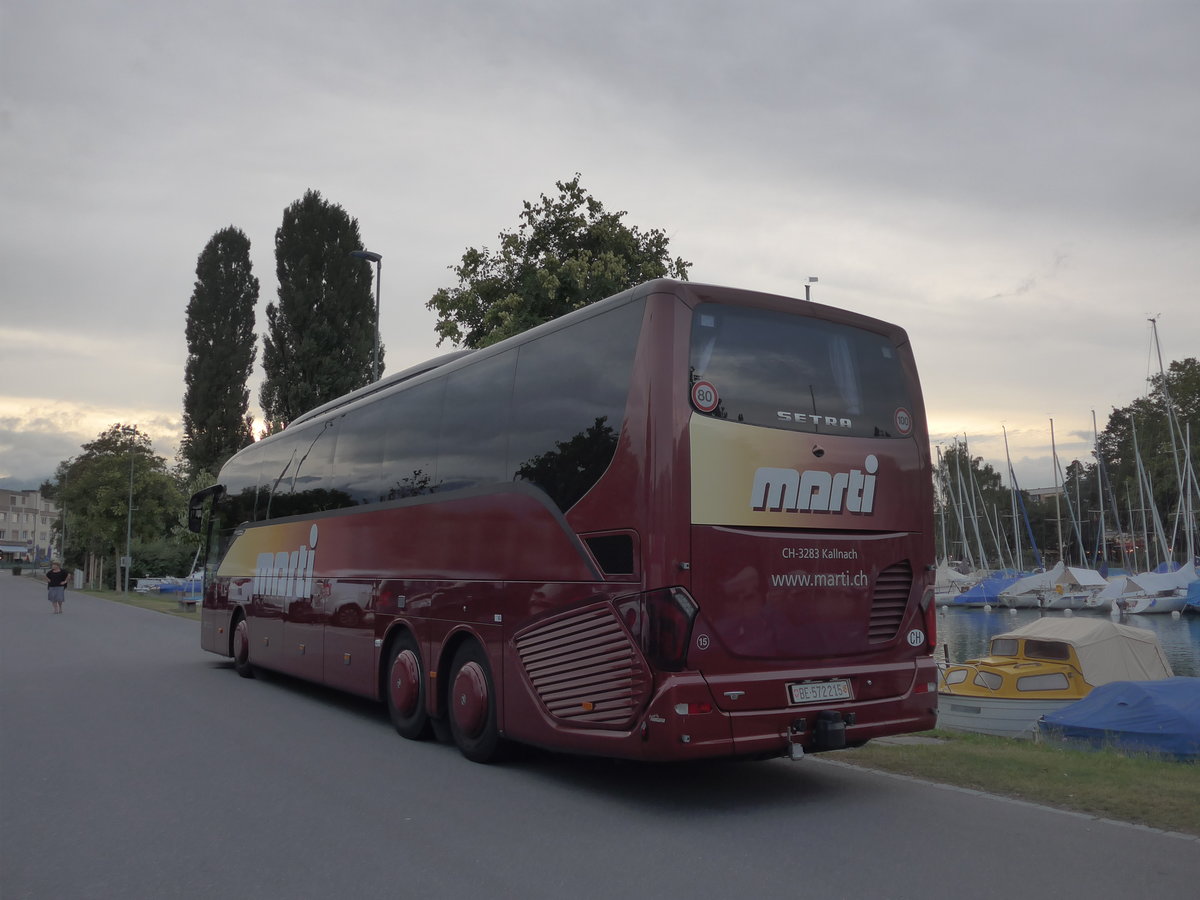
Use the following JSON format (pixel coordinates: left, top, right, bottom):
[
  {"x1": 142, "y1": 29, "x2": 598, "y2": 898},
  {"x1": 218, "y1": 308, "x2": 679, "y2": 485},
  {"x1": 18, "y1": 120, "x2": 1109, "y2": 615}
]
[
  {"x1": 922, "y1": 588, "x2": 937, "y2": 650},
  {"x1": 674, "y1": 702, "x2": 713, "y2": 715},
  {"x1": 617, "y1": 587, "x2": 699, "y2": 672}
]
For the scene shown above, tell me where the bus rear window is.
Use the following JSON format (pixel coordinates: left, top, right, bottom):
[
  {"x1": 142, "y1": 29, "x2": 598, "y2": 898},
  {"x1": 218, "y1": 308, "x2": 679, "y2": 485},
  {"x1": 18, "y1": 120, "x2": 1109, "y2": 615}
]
[{"x1": 689, "y1": 303, "x2": 912, "y2": 437}]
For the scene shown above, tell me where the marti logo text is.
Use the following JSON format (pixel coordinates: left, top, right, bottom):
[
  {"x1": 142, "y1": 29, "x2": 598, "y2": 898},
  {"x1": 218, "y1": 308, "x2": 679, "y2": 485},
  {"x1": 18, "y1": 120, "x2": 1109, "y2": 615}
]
[
  {"x1": 254, "y1": 524, "x2": 318, "y2": 599},
  {"x1": 750, "y1": 456, "x2": 878, "y2": 514}
]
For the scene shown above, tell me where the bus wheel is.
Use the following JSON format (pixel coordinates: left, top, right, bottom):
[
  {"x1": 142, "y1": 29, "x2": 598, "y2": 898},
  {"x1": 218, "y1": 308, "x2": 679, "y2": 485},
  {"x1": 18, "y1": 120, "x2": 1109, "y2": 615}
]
[
  {"x1": 447, "y1": 642, "x2": 504, "y2": 763},
  {"x1": 232, "y1": 617, "x2": 254, "y2": 679},
  {"x1": 386, "y1": 633, "x2": 431, "y2": 740}
]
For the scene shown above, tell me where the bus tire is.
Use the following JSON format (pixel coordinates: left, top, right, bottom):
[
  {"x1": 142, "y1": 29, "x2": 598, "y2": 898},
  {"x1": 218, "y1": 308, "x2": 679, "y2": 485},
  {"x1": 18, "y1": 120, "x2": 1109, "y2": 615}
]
[
  {"x1": 232, "y1": 616, "x2": 255, "y2": 679},
  {"x1": 386, "y1": 632, "x2": 431, "y2": 740},
  {"x1": 447, "y1": 641, "x2": 504, "y2": 763}
]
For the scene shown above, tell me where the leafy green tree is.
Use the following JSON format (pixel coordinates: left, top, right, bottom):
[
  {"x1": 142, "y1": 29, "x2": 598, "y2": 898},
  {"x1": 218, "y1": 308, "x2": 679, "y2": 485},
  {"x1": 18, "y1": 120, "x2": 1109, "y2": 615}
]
[
  {"x1": 1095, "y1": 357, "x2": 1200, "y2": 565},
  {"x1": 42, "y1": 425, "x2": 189, "y2": 588},
  {"x1": 182, "y1": 226, "x2": 259, "y2": 477},
  {"x1": 260, "y1": 189, "x2": 381, "y2": 426},
  {"x1": 427, "y1": 175, "x2": 691, "y2": 348}
]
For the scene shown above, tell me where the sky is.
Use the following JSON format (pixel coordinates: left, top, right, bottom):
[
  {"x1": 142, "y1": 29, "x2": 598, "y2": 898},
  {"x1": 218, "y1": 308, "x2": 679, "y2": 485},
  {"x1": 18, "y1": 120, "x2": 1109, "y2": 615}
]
[{"x1": 2, "y1": 0, "x2": 1198, "y2": 492}]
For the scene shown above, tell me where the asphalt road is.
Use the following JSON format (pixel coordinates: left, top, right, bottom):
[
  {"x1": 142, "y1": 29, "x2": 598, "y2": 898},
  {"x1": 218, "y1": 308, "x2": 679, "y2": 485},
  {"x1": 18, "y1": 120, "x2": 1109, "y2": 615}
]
[{"x1": 3, "y1": 572, "x2": 1197, "y2": 900}]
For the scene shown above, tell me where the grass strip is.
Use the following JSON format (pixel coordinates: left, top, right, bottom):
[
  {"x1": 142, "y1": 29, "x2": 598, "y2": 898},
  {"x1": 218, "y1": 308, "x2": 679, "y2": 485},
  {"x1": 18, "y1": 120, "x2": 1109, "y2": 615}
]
[
  {"x1": 835, "y1": 730, "x2": 1200, "y2": 835},
  {"x1": 76, "y1": 587, "x2": 200, "y2": 619}
]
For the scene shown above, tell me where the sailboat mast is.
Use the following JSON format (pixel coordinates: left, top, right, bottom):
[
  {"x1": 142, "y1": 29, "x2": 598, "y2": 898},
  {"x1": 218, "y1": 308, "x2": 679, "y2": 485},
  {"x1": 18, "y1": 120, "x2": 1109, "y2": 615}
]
[
  {"x1": 960, "y1": 435, "x2": 991, "y2": 570},
  {"x1": 1003, "y1": 425, "x2": 1022, "y2": 569},
  {"x1": 1147, "y1": 315, "x2": 1198, "y2": 565},
  {"x1": 948, "y1": 441, "x2": 974, "y2": 570},
  {"x1": 936, "y1": 445, "x2": 949, "y2": 562},
  {"x1": 1075, "y1": 471, "x2": 1084, "y2": 565},
  {"x1": 1131, "y1": 418, "x2": 1171, "y2": 567},
  {"x1": 1098, "y1": 408, "x2": 1132, "y2": 571},
  {"x1": 1051, "y1": 419, "x2": 1065, "y2": 566},
  {"x1": 1185, "y1": 424, "x2": 1197, "y2": 565},
  {"x1": 1150, "y1": 317, "x2": 1187, "y2": 510},
  {"x1": 967, "y1": 435, "x2": 1007, "y2": 569},
  {"x1": 1125, "y1": 487, "x2": 1144, "y2": 572},
  {"x1": 1092, "y1": 410, "x2": 1108, "y2": 570}
]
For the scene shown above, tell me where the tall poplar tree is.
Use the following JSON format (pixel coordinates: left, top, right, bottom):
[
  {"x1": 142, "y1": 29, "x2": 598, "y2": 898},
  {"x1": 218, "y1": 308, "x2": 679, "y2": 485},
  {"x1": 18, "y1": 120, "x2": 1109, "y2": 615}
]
[
  {"x1": 182, "y1": 226, "x2": 259, "y2": 476},
  {"x1": 260, "y1": 189, "x2": 380, "y2": 426}
]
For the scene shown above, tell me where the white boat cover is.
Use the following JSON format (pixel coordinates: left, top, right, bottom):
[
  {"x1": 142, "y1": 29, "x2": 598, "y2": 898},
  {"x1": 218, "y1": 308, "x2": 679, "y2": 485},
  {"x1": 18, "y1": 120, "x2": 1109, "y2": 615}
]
[
  {"x1": 993, "y1": 618, "x2": 1174, "y2": 686},
  {"x1": 1133, "y1": 563, "x2": 1198, "y2": 592},
  {"x1": 1064, "y1": 566, "x2": 1108, "y2": 588},
  {"x1": 935, "y1": 561, "x2": 976, "y2": 589},
  {"x1": 1001, "y1": 563, "x2": 1062, "y2": 598},
  {"x1": 1000, "y1": 562, "x2": 1106, "y2": 599},
  {"x1": 1098, "y1": 563, "x2": 1198, "y2": 598}
]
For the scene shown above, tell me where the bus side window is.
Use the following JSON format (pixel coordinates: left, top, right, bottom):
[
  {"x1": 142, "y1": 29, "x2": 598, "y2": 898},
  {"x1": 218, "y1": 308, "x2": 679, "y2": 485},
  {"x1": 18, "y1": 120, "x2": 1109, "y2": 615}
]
[
  {"x1": 508, "y1": 299, "x2": 644, "y2": 511},
  {"x1": 437, "y1": 352, "x2": 517, "y2": 493},
  {"x1": 380, "y1": 379, "x2": 445, "y2": 499},
  {"x1": 287, "y1": 418, "x2": 349, "y2": 513},
  {"x1": 336, "y1": 401, "x2": 387, "y2": 504}
]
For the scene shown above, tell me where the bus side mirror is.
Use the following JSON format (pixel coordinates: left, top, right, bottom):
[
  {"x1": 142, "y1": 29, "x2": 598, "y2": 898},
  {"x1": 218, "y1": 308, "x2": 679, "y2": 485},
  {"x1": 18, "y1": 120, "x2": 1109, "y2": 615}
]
[{"x1": 188, "y1": 484, "x2": 223, "y2": 534}]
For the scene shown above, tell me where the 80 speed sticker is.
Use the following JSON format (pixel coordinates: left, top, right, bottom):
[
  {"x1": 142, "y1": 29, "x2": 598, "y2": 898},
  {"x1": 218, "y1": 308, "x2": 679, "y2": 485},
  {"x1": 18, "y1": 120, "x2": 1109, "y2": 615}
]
[{"x1": 691, "y1": 380, "x2": 719, "y2": 413}]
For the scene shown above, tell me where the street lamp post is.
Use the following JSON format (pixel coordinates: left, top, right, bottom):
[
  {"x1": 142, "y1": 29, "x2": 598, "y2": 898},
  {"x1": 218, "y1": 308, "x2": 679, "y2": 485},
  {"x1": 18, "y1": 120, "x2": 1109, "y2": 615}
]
[
  {"x1": 350, "y1": 249, "x2": 383, "y2": 381},
  {"x1": 124, "y1": 446, "x2": 134, "y2": 593},
  {"x1": 805, "y1": 276, "x2": 818, "y2": 302},
  {"x1": 120, "y1": 424, "x2": 138, "y2": 593}
]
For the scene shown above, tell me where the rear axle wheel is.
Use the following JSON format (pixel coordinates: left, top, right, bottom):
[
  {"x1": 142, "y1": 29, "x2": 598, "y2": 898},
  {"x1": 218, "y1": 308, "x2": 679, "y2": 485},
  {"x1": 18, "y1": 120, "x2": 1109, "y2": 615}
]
[{"x1": 447, "y1": 642, "x2": 505, "y2": 763}]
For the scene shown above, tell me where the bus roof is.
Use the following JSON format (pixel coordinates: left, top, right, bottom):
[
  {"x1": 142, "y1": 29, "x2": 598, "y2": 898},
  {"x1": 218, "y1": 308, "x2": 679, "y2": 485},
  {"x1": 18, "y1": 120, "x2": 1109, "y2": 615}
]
[{"x1": 278, "y1": 278, "x2": 909, "y2": 438}]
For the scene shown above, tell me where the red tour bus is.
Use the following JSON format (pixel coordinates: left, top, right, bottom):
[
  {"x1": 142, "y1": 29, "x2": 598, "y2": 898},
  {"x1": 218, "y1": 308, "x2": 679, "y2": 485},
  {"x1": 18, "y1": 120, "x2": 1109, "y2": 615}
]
[{"x1": 190, "y1": 279, "x2": 938, "y2": 763}]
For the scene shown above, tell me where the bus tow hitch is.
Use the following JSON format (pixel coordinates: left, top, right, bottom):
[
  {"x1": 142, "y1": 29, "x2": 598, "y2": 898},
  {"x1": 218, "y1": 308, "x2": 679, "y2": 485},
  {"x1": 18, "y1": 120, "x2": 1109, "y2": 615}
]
[{"x1": 787, "y1": 718, "x2": 807, "y2": 760}]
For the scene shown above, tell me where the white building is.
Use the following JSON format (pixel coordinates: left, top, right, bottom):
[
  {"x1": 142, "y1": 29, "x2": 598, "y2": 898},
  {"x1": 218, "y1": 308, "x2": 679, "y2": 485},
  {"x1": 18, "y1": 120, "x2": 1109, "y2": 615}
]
[
  {"x1": 0, "y1": 488, "x2": 60, "y2": 564},
  {"x1": 1025, "y1": 485, "x2": 1064, "y2": 500}
]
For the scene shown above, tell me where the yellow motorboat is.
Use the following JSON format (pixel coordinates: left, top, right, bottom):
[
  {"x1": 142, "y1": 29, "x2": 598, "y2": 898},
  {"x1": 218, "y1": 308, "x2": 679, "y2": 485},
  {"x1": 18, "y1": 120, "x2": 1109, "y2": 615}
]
[{"x1": 937, "y1": 618, "x2": 1173, "y2": 738}]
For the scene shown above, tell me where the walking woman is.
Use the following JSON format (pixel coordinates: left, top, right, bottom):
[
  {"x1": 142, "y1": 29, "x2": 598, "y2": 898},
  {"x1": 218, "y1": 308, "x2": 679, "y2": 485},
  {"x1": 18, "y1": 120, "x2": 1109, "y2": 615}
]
[{"x1": 46, "y1": 561, "x2": 69, "y2": 614}]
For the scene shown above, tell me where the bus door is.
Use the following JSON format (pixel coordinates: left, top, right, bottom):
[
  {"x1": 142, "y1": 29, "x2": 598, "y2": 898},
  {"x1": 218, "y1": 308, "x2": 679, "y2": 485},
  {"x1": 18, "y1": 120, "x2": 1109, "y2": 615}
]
[{"x1": 188, "y1": 484, "x2": 223, "y2": 652}]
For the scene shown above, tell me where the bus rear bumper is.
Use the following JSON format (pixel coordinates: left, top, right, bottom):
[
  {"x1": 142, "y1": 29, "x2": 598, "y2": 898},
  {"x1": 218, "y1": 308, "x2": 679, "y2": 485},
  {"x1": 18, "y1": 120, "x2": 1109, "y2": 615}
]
[{"x1": 636, "y1": 673, "x2": 938, "y2": 762}]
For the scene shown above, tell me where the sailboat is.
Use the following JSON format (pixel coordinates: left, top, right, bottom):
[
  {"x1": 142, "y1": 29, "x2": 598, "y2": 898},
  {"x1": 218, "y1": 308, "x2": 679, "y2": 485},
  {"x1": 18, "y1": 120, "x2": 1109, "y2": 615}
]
[
  {"x1": 998, "y1": 560, "x2": 1108, "y2": 609},
  {"x1": 1117, "y1": 564, "x2": 1195, "y2": 615}
]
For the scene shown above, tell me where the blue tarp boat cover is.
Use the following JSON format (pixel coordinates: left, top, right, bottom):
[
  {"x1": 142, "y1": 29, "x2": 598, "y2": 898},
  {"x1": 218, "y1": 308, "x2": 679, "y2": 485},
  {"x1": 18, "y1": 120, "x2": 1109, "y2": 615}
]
[
  {"x1": 1038, "y1": 678, "x2": 1200, "y2": 759},
  {"x1": 948, "y1": 570, "x2": 1022, "y2": 605},
  {"x1": 1186, "y1": 579, "x2": 1200, "y2": 612}
]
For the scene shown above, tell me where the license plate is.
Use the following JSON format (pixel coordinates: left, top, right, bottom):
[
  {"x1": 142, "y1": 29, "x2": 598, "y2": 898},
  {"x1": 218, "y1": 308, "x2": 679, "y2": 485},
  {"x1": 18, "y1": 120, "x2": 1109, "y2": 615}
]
[{"x1": 787, "y1": 679, "x2": 851, "y2": 704}]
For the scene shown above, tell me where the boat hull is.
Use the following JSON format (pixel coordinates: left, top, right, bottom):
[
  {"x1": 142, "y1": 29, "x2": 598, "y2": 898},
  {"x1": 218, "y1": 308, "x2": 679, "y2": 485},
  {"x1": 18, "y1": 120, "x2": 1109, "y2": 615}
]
[
  {"x1": 937, "y1": 693, "x2": 1075, "y2": 739},
  {"x1": 1121, "y1": 593, "x2": 1189, "y2": 615},
  {"x1": 1041, "y1": 591, "x2": 1094, "y2": 610}
]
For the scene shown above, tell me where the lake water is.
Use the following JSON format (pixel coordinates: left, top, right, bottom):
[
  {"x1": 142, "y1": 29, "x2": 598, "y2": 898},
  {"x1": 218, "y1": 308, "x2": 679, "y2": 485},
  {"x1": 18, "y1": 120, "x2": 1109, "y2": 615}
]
[{"x1": 936, "y1": 607, "x2": 1200, "y2": 677}]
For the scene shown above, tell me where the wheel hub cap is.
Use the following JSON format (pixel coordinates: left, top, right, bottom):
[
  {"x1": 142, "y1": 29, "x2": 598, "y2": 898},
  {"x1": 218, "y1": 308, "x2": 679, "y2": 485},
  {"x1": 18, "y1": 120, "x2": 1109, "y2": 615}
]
[
  {"x1": 451, "y1": 661, "x2": 488, "y2": 738},
  {"x1": 389, "y1": 649, "x2": 421, "y2": 716}
]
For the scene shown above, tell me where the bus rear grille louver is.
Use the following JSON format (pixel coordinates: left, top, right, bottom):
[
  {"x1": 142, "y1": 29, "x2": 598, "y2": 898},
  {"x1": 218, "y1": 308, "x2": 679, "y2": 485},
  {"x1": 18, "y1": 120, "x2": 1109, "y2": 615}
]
[
  {"x1": 869, "y1": 561, "x2": 913, "y2": 643},
  {"x1": 515, "y1": 603, "x2": 651, "y2": 727}
]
